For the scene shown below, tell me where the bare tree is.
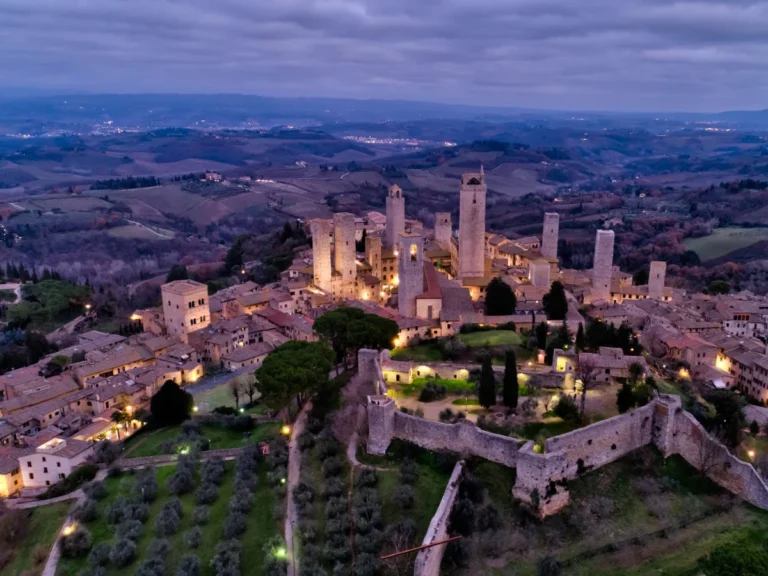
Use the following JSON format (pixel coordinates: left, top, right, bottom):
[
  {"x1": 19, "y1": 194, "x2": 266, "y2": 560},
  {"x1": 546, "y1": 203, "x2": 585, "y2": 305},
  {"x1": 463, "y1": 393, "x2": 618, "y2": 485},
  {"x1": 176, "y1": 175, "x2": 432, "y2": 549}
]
[
  {"x1": 697, "y1": 427, "x2": 726, "y2": 477},
  {"x1": 235, "y1": 374, "x2": 259, "y2": 404},
  {"x1": 575, "y1": 356, "x2": 599, "y2": 415},
  {"x1": 229, "y1": 378, "x2": 242, "y2": 410}
]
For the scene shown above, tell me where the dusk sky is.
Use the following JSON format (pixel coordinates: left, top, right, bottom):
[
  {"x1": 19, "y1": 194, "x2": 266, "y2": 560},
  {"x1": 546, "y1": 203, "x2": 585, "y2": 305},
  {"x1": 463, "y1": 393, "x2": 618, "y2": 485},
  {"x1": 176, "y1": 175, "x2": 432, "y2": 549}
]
[{"x1": 2, "y1": 0, "x2": 768, "y2": 112}]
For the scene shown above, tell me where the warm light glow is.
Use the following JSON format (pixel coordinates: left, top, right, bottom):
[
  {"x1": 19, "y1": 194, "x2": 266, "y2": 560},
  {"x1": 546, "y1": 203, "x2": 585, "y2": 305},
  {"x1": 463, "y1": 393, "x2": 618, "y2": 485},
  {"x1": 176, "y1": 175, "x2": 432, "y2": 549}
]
[
  {"x1": 62, "y1": 523, "x2": 77, "y2": 536},
  {"x1": 239, "y1": 407, "x2": 245, "y2": 414},
  {"x1": 275, "y1": 547, "x2": 287, "y2": 559},
  {"x1": 748, "y1": 450, "x2": 756, "y2": 460},
  {"x1": 193, "y1": 406, "x2": 199, "y2": 413},
  {"x1": 130, "y1": 313, "x2": 141, "y2": 321},
  {"x1": 716, "y1": 357, "x2": 729, "y2": 371},
  {"x1": 527, "y1": 361, "x2": 532, "y2": 366},
  {"x1": 281, "y1": 425, "x2": 291, "y2": 436},
  {"x1": 392, "y1": 337, "x2": 401, "y2": 348},
  {"x1": 410, "y1": 244, "x2": 417, "y2": 257},
  {"x1": 563, "y1": 344, "x2": 569, "y2": 350},
  {"x1": 84, "y1": 303, "x2": 92, "y2": 310},
  {"x1": 280, "y1": 478, "x2": 286, "y2": 485},
  {"x1": 362, "y1": 291, "x2": 369, "y2": 301},
  {"x1": 678, "y1": 368, "x2": 690, "y2": 380},
  {"x1": 393, "y1": 275, "x2": 399, "y2": 286},
  {"x1": 379, "y1": 291, "x2": 385, "y2": 298},
  {"x1": 238, "y1": 341, "x2": 244, "y2": 347}
]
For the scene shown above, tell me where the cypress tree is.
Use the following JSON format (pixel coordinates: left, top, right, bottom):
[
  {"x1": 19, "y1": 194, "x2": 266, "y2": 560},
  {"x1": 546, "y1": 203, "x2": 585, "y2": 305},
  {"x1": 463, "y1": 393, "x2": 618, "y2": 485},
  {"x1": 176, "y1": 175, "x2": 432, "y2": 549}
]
[
  {"x1": 503, "y1": 350, "x2": 519, "y2": 409},
  {"x1": 576, "y1": 322, "x2": 586, "y2": 352},
  {"x1": 478, "y1": 356, "x2": 496, "y2": 409}
]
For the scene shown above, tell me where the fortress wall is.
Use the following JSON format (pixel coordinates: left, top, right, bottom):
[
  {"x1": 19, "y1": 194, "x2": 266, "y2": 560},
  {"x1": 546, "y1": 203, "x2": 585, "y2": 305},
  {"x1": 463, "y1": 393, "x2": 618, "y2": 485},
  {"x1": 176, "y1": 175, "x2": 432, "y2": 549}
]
[{"x1": 414, "y1": 460, "x2": 465, "y2": 576}]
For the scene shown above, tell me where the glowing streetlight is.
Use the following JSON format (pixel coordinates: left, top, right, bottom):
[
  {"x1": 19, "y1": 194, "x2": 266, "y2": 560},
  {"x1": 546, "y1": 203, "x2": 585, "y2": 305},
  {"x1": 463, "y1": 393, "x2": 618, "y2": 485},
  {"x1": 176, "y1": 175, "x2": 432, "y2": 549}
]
[
  {"x1": 239, "y1": 407, "x2": 245, "y2": 414},
  {"x1": 84, "y1": 303, "x2": 92, "y2": 310},
  {"x1": 281, "y1": 425, "x2": 291, "y2": 436},
  {"x1": 748, "y1": 450, "x2": 756, "y2": 460},
  {"x1": 280, "y1": 478, "x2": 286, "y2": 485},
  {"x1": 275, "y1": 547, "x2": 287, "y2": 559},
  {"x1": 62, "y1": 523, "x2": 77, "y2": 536},
  {"x1": 193, "y1": 406, "x2": 199, "y2": 413}
]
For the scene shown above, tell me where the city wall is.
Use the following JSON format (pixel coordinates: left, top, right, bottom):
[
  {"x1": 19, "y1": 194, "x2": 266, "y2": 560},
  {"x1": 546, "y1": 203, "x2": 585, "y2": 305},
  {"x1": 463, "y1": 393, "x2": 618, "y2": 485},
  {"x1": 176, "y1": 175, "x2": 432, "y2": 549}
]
[
  {"x1": 413, "y1": 460, "x2": 465, "y2": 576},
  {"x1": 361, "y1": 349, "x2": 768, "y2": 517}
]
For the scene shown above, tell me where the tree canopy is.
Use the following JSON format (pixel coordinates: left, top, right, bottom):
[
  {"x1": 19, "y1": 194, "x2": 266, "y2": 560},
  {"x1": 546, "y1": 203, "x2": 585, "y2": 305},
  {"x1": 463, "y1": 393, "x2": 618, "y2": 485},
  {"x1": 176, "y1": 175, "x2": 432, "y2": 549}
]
[
  {"x1": 542, "y1": 281, "x2": 568, "y2": 320},
  {"x1": 484, "y1": 278, "x2": 517, "y2": 316},
  {"x1": 255, "y1": 341, "x2": 334, "y2": 412},
  {"x1": 166, "y1": 265, "x2": 189, "y2": 283},
  {"x1": 314, "y1": 307, "x2": 399, "y2": 370},
  {"x1": 150, "y1": 380, "x2": 194, "y2": 427}
]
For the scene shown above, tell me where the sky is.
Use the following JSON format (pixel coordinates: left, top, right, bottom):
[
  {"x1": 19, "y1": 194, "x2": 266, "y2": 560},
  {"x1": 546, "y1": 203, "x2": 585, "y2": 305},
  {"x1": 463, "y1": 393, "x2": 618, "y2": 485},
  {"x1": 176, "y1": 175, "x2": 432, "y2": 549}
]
[{"x1": 2, "y1": 0, "x2": 768, "y2": 112}]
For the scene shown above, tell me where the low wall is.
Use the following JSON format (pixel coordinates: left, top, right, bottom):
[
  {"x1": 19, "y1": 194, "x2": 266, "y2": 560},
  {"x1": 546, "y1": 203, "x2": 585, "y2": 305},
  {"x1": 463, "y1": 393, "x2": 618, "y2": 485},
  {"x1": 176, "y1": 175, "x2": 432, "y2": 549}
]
[{"x1": 414, "y1": 460, "x2": 465, "y2": 576}]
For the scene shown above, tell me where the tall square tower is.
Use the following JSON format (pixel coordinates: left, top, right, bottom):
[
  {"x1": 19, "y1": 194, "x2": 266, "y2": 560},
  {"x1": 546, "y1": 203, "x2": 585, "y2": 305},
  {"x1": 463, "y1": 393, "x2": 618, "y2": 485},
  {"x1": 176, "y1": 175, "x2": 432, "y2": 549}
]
[
  {"x1": 541, "y1": 213, "x2": 560, "y2": 260},
  {"x1": 397, "y1": 232, "x2": 424, "y2": 318},
  {"x1": 162, "y1": 280, "x2": 210, "y2": 343},
  {"x1": 458, "y1": 169, "x2": 487, "y2": 280},
  {"x1": 385, "y1": 185, "x2": 405, "y2": 249}
]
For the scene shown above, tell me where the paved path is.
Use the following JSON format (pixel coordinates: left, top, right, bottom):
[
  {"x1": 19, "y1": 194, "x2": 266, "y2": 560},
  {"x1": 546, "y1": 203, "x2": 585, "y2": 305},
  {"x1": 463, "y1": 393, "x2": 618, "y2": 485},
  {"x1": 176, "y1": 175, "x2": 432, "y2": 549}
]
[{"x1": 285, "y1": 402, "x2": 311, "y2": 576}]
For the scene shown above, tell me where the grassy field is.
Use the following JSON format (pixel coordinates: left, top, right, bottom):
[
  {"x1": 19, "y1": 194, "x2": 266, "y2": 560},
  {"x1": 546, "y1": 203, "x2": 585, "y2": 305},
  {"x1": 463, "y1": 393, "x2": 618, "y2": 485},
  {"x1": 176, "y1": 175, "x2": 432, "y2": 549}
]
[
  {"x1": 123, "y1": 422, "x2": 280, "y2": 459},
  {"x1": 461, "y1": 448, "x2": 768, "y2": 576},
  {"x1": 683, "y1": 226, "x2": 768, "y2": 261},
  {"x1": 107, "y1": 225, "x2": 174, "y2": 240},
  {"x1": 56, "y1": 460, "x2": 278, "y2": 576},
  {"x1": 457, "y1": 330, "x2": 523, "y2": 347},
  {"x1": 400, "y1": 376, "x2": 476, "y2": 397},
  {"x1": 390, "y1": 341, "x2": 444, "y2": 362},
  {"x1": 0, "y1": 502, "x2": 70, "y2": 576},
  {"x1": 191, "y1": 382, "x2": 265, "y2": 414}
]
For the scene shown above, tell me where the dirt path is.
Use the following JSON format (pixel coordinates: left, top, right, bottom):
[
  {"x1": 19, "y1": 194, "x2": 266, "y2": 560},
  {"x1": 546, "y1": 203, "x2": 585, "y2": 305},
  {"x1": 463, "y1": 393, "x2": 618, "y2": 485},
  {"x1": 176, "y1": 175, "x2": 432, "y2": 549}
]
[{"x1": 285, "y1": 402, "x2": 311, "y2": 576}]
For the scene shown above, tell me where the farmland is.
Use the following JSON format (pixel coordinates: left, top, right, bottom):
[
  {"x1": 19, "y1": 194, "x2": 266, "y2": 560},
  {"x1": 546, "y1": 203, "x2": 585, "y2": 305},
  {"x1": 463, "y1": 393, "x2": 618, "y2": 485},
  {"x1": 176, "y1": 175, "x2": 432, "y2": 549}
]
[{"x1": 684, "y1": 226, "x2": 768, "y2": 261}]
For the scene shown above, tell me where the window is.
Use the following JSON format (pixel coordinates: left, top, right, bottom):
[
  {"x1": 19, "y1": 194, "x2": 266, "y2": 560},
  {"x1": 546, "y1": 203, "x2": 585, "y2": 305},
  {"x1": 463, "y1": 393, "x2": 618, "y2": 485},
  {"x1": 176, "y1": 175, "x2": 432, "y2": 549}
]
[
  {"x1": 190, "y1": 318, "x2": 197, "y2": 326},
  {"x1": 59, "y1": 473, "x2": 66, "y2": 480},
  {"x1": 29, "y1": 473, "x2": 34, "y2": 480},
  {"x1": 44, "y1": 467, "x2": 48, "y2": 473},
  {"x1": 188, "y1": 301, "x2": 195, "y2": 309},
  {"x1": 201, "y1": 316, "x2": 207, "y2": 322},
  {"x1": 42, "y1": 457, "x2": 46, "y2": 462},
  {"x1": 57, "y1": 462, "x2": 61, "y2": 468},
  {"x1": 46, "y1": 481, "x2": 50, "y2": 486},
  {"x1": 198, "y1": 298, "x2": 205, "y2": 305}
]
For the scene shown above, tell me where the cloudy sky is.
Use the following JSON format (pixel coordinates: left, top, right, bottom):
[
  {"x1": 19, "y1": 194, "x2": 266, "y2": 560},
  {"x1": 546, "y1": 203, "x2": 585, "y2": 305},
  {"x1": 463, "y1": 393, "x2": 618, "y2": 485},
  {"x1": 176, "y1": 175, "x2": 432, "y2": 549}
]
[{"x1": 2, "y1": 0, "x2": 768, "y2": 112}]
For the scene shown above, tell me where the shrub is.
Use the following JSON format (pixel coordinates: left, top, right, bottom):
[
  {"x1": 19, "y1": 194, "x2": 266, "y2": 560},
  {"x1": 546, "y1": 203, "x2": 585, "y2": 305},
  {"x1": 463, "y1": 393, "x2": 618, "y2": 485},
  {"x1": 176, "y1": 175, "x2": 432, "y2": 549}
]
[
  {"x1": 177, "y1": 554, "x2": 201, "y2": 576},
  {"x1": 229, "y1": 489, "x2": 255, "y2": 514},
  {"x1": 355, "y1": 553, "x2": 378, "y2": 576},
  {"x1": 75, "y1": 498, "x2": 99, "y2": 523},
  {"x1": 234, "y1": 470, "x2": 257, "y2": 493},
  {"x1": 354, "y1": 530, "x2": 383, "y2": 554},
  {"x1": 195, "y1": 483, "x2": 219, "y2": 505},
  {"x1": 224, "y1": 511, "x2": 247, "y2": 539},
  {"x1": 326, "y1": 496, "x2": 348, "y2": 518},
  {"x1": 183, "y1": 526, "x2": 203, "y2": 548},
  {"x1": 146, "y1": 538, "x2": 171, "y2": 559},
  {"x1": 392, "y1": 485, "x2": 414, "y2": 509},
  {"x1": 321, "y1": 456, "x2": 343, "y2": 478},
  {"x1": 299, "y1": 520, "x2": 317, "y2": 543},
  {"x1": 323, "y1": 477, "x2": 345, "y2": 498},
  {"x1": 201, "y1": 458, "x2": 226, "y2": 485},
  {"x1": 106, "y1": 465, "x2": 123, "y2": 478},
  {"x1": 399, "y1": 459, "x2": 417, "y2": 485},
  {"x1": 263, "y1": 536, "x2": 288, "y2": 576},
  {"x1": 356, "y1": 468, "x2": 378, "y2": 488},
  {"x1": 323, "y1": 535, "x2": 351, "y2": 562},
  {"x1": 109, "y1": 538, "x2": 137, "y2": 567},
  {"x1": 83, "y1": 481, "x2": 108, "y2": 501},
  {"x1": 93, "y1": 441, "x2": 122, "y2": 465},
  {"x1": 443, "y1": 539, "x2": 471, "y2": 569},
  {"x1": 478, "y1": 504, "x2": 502, "y2": 531},
  {"x1": 115, "y1": 519, "x2": 144, "y2": 541},
  {"x1": 164, "y1": 497, "x2": 184, "y2": 518},
  {"x1": 418, "y1": 382, "x2": 447, "y2": 402},
  {"x1": 133, "y1": 469, "x2": 159, "y2": 503},
  {"x1": 459, "y1": 475, "x2": 486, "y2": 504},
  {"x1": 536, "y1": 555, "x2": 563, "y2": 576},
  {"x1": 135, "y1": 557, "x2": 166, "y2": 576},
  {"x1": 127, "y1": 501, "x2": 150, "y2": 523},
  {"x1": 105, "y1": 498, "x2": 129, "y2": 524},
  {"x1": 316, "y1": 437, "x2": 339, "y2": 461},
  {"x1": 60, "y1": 525, "x2": 92, "y2": 558},
  {"x1": 167, "y1": 466, "x2": 195, "y2": 495},
  {"x1": 87, "y1": 542, "x2": 111, "y2": 567},
  {"x1": 553, "y1": 395, "x2": 580, "y2": 422},
  {"x1": 192, "y1": 505, "x2": 210, "y2": 525},
  {"x1": 449, "y1": 497, "x2": 476, "y2": 536},
  {"x1": 154, "y1": 508, "x2": 181, "y2": 536},
  {"x1": 298, "y1": 431, "x2": 315, "y2": 451},
  {"x1": 38, "y1": 463, "x2": 98, "y2": 499},
  {"x1": 211, "y1": 539, "x2": 242, "y2": 576},
  {"x1": 79, "y1": 567, "x2": 107, "y2": 576}
]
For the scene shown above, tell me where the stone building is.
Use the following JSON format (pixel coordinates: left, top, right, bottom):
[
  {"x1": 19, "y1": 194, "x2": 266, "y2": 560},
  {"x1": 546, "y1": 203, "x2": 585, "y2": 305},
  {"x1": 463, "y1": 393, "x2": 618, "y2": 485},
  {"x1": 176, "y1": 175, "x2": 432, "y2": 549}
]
[
  {"x1": 161, "y1": 280, "x2": 210, "y2": 343},
  {"x1": 333, "y1": 212, "x2": 356, "y2": 294},
  {"x1": 529, "y1": 259, "x2": 551, "y2": 287},
  {"x1": 434, "y1": 212, "x2": 452, "y2": 246},
  {"x1": 385, "y1": 185, "x2": 405, "y2": 249},
  {"x1": 398, "y1": 232, "x2": 425, "y2": 317},
  {"x1": 541, "y1": 212, "x2": 560, "y2": 260},
  {"x1": 649, "y1": 260, "x2": 667, "y2": 300},
  {"x1": 310, "y1": 219, "x2": 332, "y2": 293},
  {"x1": 591, "y1": 230, "x2": 615, "y2": 301},
  {"x1": 365, "y1": 235, "x2": 382, "y2": 280},
  {"x1": 458, "y1": 169, "x2": 487, "y2": 280}
]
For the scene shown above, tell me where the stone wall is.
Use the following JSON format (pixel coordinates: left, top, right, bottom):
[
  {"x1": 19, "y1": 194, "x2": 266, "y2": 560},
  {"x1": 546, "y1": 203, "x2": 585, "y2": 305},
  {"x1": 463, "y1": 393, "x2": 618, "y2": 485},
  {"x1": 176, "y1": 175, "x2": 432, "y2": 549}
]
[
  {"x1": 414, "y1": 460, "x2": 465, "y2": 576},
  {"x1": 366, "y1": 396, "x2": 519, "y2": 467}
]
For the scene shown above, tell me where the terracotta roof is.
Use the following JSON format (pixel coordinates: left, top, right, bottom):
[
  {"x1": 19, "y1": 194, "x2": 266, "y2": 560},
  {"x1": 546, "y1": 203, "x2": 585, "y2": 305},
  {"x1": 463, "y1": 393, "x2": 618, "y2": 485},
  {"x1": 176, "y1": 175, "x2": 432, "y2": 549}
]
[
  {"x1": 223, "y1": 342, "x2": 273, "y2": 363},
  {"x1": 162, "y1": 279, "x2": 207, "y2": 295}
]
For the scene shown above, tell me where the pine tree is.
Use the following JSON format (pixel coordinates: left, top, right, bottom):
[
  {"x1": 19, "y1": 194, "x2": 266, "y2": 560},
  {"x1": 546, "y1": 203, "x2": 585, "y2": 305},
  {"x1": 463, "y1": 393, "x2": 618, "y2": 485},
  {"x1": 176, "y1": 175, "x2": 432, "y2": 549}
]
[
  {"x1": 616, "y1": 382, "x2": 634, "y2": 414},
  {"x1": 575, "y1": 322, "x2": 585, "y2": 352},
  {"x1": 478, "y1": 356, "x2": 497, "y2": 409},
  {"x1": 31, "y1": 269, "x2": 39, "y2": 284},
  {"x1": 503, "y1": 350, "x2": 519, "y2": 409}
]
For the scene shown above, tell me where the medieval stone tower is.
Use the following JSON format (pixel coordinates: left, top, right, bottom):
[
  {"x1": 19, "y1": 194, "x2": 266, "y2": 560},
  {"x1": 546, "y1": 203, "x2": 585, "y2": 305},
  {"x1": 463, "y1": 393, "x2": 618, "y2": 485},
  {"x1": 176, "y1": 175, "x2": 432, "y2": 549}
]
[
  {"x1": 365, "y1": 235, "x2": 382, "y2": 280},
  {"x1": 458, "y1": 169, "x2": 487, "y2": 280},
  {"x1": 333, "y1": 212, "x2": 356, "y2": 287},
  {"x1": 649, "y1": 261, "x2": 667, "y2": 300},
  {"x1": 434, "y1": 212, "x2": 452, "y2": 246},
  {"x1": 311, "y1": 219, "x2": 332, "y2": 293},
  {"x1": 397, "y1": 232, "x2": 424, "y2": 317},
  {"x1": 529, "y1": 260, "x2": 551, "y2": 287},
  {"x1": 541, "y1": 213, "x2": 560, "y2": 260},
  {"x1": 592, "y1": 230, "x2": 615, "y2": 300},
  {"x1": 385, "y1": 185, "x2": 405, "y2": 249}
]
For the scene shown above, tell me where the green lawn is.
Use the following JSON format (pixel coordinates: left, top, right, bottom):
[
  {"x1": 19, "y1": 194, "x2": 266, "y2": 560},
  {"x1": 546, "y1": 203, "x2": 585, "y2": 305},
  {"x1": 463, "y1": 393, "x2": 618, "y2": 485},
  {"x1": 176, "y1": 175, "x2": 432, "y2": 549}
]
[
  {"x1": 391, "y1": 342, "x2": 444, "y2": 362},
  {"x1": 1, "y1": 502, "x2": 70, "y2": 576},
  {"x1": 656, "y1": 379, "x2": 683, "y2": 395},
  {"x1": 124, "y1": 423, "x2": 280, "y2": 459},
  {"x1": 400, "y1": 376, "x2": 476, "y2": 397},
  {"x1": 192, "y1": 384, "x2": 263, "y2": 412},
  {"x1": 519, "y1": 418, "x2": 582, "y2": 440},
  {"x1": 683, "y1": 226, "x2": 768, "y2": 261},
  {"x1": 457, "y1": 330, "x2": 522, "y2": 347}
]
